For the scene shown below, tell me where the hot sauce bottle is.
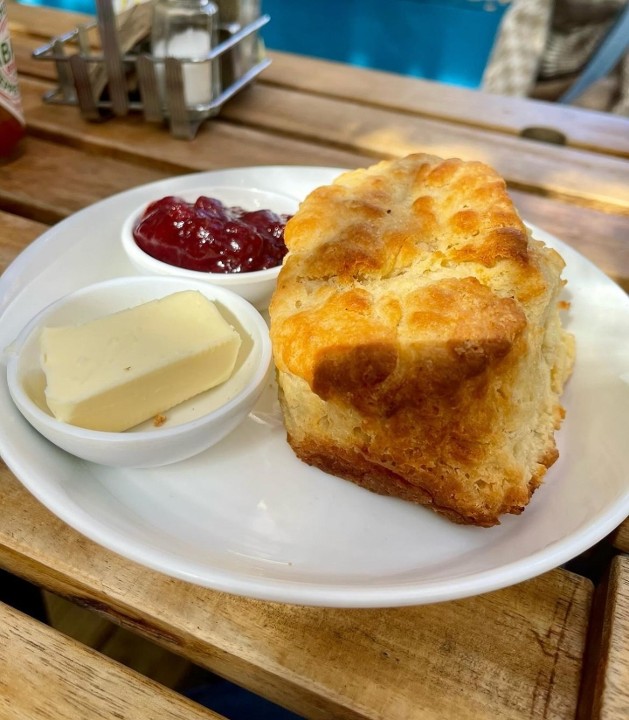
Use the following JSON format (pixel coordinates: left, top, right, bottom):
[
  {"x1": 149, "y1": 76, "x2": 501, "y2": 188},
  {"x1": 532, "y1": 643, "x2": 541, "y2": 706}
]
[{"x1": 0, "y1": 0, "x2": 25, "y2": 160}]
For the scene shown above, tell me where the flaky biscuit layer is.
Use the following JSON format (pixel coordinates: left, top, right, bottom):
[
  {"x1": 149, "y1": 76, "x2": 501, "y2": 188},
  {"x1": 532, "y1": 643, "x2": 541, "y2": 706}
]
[{"x1": 270, "y1": 154, "x2": 573, "y2": 526}]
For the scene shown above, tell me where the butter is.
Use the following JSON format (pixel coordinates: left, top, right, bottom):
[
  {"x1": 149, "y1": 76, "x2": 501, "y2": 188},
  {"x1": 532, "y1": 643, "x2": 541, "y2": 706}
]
[{"x1": 40, "y1": 291, "x2": 242, "y2": 432}]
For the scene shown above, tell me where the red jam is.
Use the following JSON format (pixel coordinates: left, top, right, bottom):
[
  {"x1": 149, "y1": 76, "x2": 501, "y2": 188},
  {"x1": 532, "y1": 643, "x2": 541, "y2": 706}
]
[{"x1": 133, "y1": 195, "x2": 291, "y2": 273}]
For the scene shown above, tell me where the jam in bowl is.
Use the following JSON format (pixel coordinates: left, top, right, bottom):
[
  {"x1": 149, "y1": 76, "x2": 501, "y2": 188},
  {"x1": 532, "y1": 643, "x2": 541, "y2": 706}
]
[
  {"x1": 134, "y1": 195, "x2": 291, "y2": 274},
  {"x1": 122, "y1": 186, "x2": 300, "y2": 309}
]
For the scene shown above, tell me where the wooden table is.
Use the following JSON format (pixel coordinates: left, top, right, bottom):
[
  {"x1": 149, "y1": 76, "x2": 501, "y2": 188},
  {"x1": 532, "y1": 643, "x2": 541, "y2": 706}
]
[{"x1": 1, "y1": 5, "x2": 628, "y2": 719}]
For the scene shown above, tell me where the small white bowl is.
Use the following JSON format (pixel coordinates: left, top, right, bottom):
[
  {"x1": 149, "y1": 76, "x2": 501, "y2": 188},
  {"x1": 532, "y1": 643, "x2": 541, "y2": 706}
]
[
  {"x1": 121, "y1": 186, "x2": 299, "y2": 310},
  {"x1": 5, "y1": 276, "x2": 272, "y2": 468}
]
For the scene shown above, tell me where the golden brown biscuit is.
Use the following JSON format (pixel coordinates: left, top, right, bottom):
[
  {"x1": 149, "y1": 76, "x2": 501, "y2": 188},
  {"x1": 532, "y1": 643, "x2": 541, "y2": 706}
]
[{"x1": 269, "y1": 154, "x2": 574, "y2": 526}]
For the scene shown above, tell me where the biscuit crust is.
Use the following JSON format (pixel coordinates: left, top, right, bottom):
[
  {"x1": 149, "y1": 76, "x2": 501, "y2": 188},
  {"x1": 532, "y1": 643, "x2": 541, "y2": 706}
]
[{"x1": 269, "y1": 154, "x2": 574, "y2": 526}]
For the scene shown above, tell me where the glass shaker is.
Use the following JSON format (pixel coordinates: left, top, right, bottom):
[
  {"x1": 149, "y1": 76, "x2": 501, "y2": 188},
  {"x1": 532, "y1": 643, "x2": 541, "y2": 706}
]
[
  {"x1": 151, "y1": 0, "x2": 221, "y2": 120},
  {"x1": 214, "y1": 0, "x2": 261, "y2": 82}
]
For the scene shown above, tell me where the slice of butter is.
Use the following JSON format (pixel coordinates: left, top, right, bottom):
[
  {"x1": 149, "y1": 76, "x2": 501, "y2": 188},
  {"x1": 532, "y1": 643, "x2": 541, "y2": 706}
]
[{"x1": 40, "y1": 291, "x2": 242, "y2": 432}]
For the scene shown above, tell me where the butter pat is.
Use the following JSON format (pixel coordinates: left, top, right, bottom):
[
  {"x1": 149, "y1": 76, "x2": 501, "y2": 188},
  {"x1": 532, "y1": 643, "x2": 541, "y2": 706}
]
[{"x1": 40, "y1": 291, "x2": 242, "y2": 432}]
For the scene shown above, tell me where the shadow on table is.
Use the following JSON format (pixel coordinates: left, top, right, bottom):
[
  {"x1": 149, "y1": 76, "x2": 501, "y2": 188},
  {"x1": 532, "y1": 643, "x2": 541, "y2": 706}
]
[{"x1": 184, "y1": 674, "x2": 305, "y2": 720}]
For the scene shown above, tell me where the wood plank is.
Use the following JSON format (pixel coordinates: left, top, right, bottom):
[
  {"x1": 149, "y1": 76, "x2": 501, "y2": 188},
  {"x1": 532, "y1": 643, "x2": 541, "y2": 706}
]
[
  {"x1": 0, "y1": 211, "x2": 47, "y2": 274},
  {"x1": 0, "y1": 600, "x2": 225, "y2": 720},
  {"x1": 8, "y1": 2, "x2": 139, "y2": 83},
  {"x1": 4, "y1": 102, "x2": 628, "y2": 294},
  {"x1": 13, "y1": 34, "x2": 59, "y2": 83},
  {"x1": 597, "y1": 556, "x2": 629, "y2": 719},
  {"x1": 11, "y1": 24, "x2": 93, "y2": 84},
  {"x1": 17, "y1": 77, "x2": 371, "y2": 175},
  {"x1": 578, "y1": 555, "x2": 629, "y2": 719},
  {"x1": 220, "y1": 84, "x2": 629, "y2": 212},
  {"x1": 262, "y1": 51, "x2": 629, "y2": 159},
  {"x1": 611, "y1": 520, "x2": 629, "y2": 554},
  {"x1": 0, "y1": 135, "x2": 170, "y2": 224},
  {"x1": 0, "y1": 469, "x2": 592, "y2": 720},
  {"x1": 509, "y1": 191, "x2": 629, "y2": 293},
  {"x1": 7, "y1": 2, "x2": 94, "y2": 40},
  {"x1": 2, "y1": 147, "x2": 626, "y2": 299}
]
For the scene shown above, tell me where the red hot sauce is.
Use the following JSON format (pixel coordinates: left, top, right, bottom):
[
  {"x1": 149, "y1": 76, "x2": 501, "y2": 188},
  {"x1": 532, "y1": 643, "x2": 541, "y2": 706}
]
[{"x1": 0, "y1": 0, "x2": 25, "y2": 160}]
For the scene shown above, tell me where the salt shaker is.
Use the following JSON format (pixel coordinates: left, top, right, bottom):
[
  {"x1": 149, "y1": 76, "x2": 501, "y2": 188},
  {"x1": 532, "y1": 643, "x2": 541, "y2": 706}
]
[{"x1": 151, "y1": 0, "x2": 221, "y2": 119}]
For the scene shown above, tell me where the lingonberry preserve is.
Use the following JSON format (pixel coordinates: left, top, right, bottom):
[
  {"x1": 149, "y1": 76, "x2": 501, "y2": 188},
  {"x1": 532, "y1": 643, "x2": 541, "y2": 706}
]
[{"x1": 133, "y1": 195, "x2": 291, "y2": 273}]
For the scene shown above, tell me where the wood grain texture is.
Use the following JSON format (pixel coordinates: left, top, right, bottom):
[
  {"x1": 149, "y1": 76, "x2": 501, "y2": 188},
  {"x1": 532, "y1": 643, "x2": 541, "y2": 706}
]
[
  {"x1": 611, "y1": 520, "x2": 629, "y2": 554},
  {"x1": 0, "y1": 211, "x2": 47, "y2": 274},
  {"x1": 3, "y1": 127, "x2": 626, "y2": 297},
  {"x1": 8, "y1": 3, "x2": 98, "y2": 85},
  {"x1": 261, "y1": 52, "x2": 629, "y2": 159},
  {"x1": 6, "y1": 1, "x2": 93, "y2": 40},
  {"x1": 219, "y1": 84, "x2": 629, "y2": 211},
  {"x1": 17, "y1": 77, "x2": 371, "y2": 174},
  {"x1": 509, "y1": 190, "x2": 629, "y2": 293},
  {"x1": 0, "y1": 135, "x2": 168, "y2": 224},
  {"x1": 9, "y1": 40, "x2": 629, "y2": 213},
  {"x1": 0, "y1": 468, "x2": 592, "y2": 720},
  {"x1": 582, "y1": 556, "x2": 629, "y2": 719},
  {"x1": 0, "y1": 600, "x2": 225, "y2": 720}
]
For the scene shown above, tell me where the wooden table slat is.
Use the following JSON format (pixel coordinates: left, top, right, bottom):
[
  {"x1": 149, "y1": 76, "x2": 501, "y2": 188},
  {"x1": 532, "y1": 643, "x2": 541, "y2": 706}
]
[
  {"x1": 220, "y1": 84, "x2": 629, "y2": 212},
  {"x1": 0, "y1": 211, "x2": 47, "y2": 275},
  {"x1": 0, "y1": 600, "x2": 225, "y2": 720},
  {"x1": 509, "y1": 190, "x2": 629, "y2": 293},
  {"x1": 262, "y1": 51, "x2": 629, "y2": 159},
  {"x1": 17, "y1": 76, "x2": 372, "y2": 171},
  {"x1": 0, "y1": 134, "x2": 169, "y2": 224},
  {"x1": 7, "y1": 2, "x2": 93, "y2": 40},
  {"x1": 612, "y1": 521, "x2": 629, "y2": 555},
  {"x1": 580, "y1": 556, "x2": 629, "y2": 720}
]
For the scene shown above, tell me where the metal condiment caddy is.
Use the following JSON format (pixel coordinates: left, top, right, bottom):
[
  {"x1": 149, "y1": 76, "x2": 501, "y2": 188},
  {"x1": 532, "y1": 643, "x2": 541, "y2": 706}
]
[{"x1": 31, "y1": 0, "x2": 271, "y2": 139}]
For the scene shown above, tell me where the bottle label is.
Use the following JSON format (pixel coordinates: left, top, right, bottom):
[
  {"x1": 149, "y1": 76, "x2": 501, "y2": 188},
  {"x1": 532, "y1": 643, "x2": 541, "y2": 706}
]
[{"x1": 0, "y1": 1, "x2": 25, "y2": 126}]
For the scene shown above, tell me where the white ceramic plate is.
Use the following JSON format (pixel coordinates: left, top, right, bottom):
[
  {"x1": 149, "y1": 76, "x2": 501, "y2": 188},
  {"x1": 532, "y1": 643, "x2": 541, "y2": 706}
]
[{"x1": 1, "y1": 166, "x2": 628, "y2": 608}]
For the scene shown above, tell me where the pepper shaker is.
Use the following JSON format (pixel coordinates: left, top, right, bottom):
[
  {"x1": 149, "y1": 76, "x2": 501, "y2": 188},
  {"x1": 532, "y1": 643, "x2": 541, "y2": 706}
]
[{"x1": 214, "y1": 0, "x2": 261, "y2": 82}]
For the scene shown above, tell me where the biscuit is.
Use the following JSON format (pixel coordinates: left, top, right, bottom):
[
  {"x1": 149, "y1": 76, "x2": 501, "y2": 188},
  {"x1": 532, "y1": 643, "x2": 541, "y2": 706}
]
[{"x1": 269, "y1": 154, "x2": 574, "y2": 526}]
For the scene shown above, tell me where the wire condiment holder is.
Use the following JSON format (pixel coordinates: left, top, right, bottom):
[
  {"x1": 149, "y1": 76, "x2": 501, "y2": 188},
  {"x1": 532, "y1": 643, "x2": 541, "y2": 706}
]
[{"x1": 31, "y1": 0, "x2": 271, "y2": 139}]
